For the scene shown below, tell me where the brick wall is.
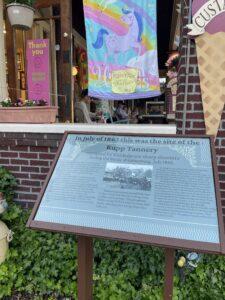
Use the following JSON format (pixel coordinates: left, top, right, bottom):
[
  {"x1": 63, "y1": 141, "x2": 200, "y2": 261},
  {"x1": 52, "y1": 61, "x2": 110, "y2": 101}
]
[
  {"x1": 176, "y1": 3, "x2": 206, "y2": 135},
  {"x1": 0, "y1": 132, "x2": 63, "y2": 208},
  {"x1": 216, "y1": 112, "x2": 225, "y2": 218},
  {"x1": 177, "y1": 2, "x2": 225, "y2": 225}
]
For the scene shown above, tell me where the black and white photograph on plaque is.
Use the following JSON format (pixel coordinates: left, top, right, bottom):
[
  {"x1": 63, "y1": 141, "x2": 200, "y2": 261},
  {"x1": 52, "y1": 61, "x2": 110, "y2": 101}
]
[{"x1": 103, "y1": 163, "x2": 153, "y2": 191}]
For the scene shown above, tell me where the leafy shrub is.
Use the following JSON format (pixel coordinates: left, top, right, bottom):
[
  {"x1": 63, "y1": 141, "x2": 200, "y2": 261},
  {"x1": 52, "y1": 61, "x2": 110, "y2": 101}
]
[
  {"x1": 1, "y1": 203, "x2": 225, "y2": 299},
  {"x1": 0, "y1": 167, "x2": 17, "y2": 201},
  {"x1": 1, "y1": 168, "x2": 225, "y2": 299},
  {"x1": 1, "y1": 205, "x2": 77, "y2": 299}
]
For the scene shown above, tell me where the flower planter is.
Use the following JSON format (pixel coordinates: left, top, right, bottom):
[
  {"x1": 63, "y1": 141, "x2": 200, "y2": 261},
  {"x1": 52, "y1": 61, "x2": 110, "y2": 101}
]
[
  {"x1": 6, "y1": 3, "x2": 35, "y2": 30},
  {"x1": 0, "y1": 106, "x2": 58, "y2": 124}
]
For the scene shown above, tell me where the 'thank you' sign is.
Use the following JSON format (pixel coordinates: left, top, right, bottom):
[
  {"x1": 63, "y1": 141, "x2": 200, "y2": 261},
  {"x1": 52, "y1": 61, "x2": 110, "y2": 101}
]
[
  {"x1": 28, "y1": 132, "x2": 225, "y2": 254},
  {"x1": 26, "y1": 39, "x2": 50, "y2": 104}
]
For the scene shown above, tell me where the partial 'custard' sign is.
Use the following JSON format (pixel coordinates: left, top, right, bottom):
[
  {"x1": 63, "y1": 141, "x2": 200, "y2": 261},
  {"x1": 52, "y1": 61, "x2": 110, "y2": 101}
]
[{"x1": 187, "y1": 0, "x2": 225, "y2": 36}]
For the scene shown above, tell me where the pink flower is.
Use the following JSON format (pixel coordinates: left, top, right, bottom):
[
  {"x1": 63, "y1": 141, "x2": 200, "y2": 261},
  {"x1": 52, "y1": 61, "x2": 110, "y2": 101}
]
[{"x1": 167, "y1": 71, "x2": 177, "y2": 79}]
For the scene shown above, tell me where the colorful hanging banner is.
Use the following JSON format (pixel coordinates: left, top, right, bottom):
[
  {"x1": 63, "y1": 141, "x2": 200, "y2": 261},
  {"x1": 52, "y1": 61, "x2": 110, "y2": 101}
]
[
  {"x1": 83, "y1": 0, "x2": 160, "y2": 100},
  {"x1": 26, "y1": 39, "x2": 50, "y2": 105}
]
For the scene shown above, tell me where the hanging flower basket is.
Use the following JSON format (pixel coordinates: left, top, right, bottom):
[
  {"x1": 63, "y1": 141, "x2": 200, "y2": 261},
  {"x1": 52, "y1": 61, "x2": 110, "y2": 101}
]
[{"x1": 6, "y1": 1, "x2": 35, "y2": 30}]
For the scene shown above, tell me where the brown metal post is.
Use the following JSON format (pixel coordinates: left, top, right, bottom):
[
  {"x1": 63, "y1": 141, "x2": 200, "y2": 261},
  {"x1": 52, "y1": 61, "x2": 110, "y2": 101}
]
[
  {"x1": 164, "y1": 248, "x2": 175, "y2": 300},
  {"x1": 78, "y1": 236, "x2": 93, "y2": 300}
]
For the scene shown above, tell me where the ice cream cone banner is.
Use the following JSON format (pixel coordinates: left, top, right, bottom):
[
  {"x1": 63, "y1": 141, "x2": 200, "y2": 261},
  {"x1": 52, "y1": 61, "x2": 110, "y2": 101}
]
[
  {"x1": 195, "y1": 33, "x2": 225, "y2": 136},
  {"x1": 190, "y1": 0, "x2": 225, "y2": 137}
]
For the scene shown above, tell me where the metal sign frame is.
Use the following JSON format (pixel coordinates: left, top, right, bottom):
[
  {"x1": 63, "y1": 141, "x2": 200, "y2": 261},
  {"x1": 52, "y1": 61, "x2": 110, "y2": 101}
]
[{"x1": 27, "y1": 131, "x2": 225, "y2": 255}]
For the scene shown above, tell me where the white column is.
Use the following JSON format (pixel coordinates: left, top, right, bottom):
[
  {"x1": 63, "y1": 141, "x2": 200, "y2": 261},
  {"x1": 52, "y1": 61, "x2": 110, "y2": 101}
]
[{"x1": 0, "y1": 0, "x2": 8, "y2": 100}]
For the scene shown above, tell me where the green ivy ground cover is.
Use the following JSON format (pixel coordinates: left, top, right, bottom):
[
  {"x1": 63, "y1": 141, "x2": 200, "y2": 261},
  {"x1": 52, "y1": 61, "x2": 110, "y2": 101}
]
[
  {"x1": 1, "y1": 167, "x2": 225, "y2": 299},
  {"x1": 1, "y1": 203, "x2": 225, "y2": 300}
]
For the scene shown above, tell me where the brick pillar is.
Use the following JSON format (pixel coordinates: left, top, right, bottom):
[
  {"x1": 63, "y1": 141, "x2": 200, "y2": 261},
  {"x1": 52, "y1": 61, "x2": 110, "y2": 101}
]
[
  {"x1": 216, "y1": 111, "x2": 225, "y2": 216},
  {"x1": 176, "y1": 1, "x2": 225, "y2": 226},
  {"x1": 176, "y1": 1, "x2": 205, "y2": 135}
]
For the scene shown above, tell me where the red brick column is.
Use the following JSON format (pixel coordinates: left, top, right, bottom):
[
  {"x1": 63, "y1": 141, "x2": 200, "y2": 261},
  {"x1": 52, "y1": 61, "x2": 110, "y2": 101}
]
[
  {"x1": 216, "y1": 113, "x2": 225, "y2": 215},
  {"x1": 0, "y1": 132, "x2": 63, "y2": 208},
  {"x1": 176, "y1": 2, "x2": 205, "y2": 135},
  {"x1": 177, "y1": 1, "x2": 225, "y2": 225}
]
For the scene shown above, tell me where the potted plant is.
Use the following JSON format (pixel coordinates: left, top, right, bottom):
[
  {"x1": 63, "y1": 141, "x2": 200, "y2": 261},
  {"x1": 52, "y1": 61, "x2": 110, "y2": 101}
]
[
  {"x1": 0, "y1": 98, "x2": 58, "y2": 124},
  {"x1": 5, "y1": 0, "x2": 35, "y2": 30}
]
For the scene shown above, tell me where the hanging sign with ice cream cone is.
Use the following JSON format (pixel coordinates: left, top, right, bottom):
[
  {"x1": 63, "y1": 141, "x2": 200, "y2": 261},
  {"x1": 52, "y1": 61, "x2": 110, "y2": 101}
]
[
  {"x1": 187, "y1": 0, "x2": 225, "y2": 137},
  {"x1": 187, "y1": 0, "x2": 225, "y2": 36}
]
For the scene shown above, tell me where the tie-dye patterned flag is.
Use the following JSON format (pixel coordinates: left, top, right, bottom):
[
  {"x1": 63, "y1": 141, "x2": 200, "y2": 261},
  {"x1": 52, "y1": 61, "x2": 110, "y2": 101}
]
[{"x1": 83, "y1": 0, "x2": 160, "y2": 100}]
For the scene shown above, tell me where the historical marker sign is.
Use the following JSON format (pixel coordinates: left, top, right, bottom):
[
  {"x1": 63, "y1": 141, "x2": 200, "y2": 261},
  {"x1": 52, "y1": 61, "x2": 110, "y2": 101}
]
[{"x1": 27, "y1": 132, "x2": 225, "y2": 254}]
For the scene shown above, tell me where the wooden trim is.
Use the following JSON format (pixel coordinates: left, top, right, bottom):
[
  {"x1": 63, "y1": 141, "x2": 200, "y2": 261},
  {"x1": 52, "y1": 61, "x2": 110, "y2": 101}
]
[
  {"x1": 59, "y1": 0, "x2": 73, "y2": 122},
  {"x1": 34, "y1": 16, "x2": 60, "y2": 22},
  {"x1": 169, "y1": 0, "x2": 180, "y2": 51},
  {"x1": 5, "y1": 16, "x2": 18, "y2": 101},
  {"x1": 72, "y1": 29, "x2": 87, "y2": 50},
  {"x1": 34, "y1": 0, "x2": 60, "y2": 9},
  {"x1": 27, "y1": 132, "x2": 224, "y2": 255}
]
